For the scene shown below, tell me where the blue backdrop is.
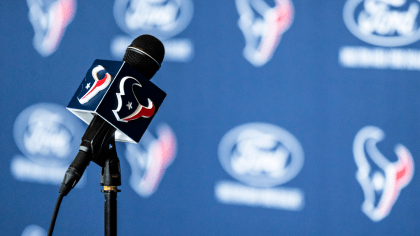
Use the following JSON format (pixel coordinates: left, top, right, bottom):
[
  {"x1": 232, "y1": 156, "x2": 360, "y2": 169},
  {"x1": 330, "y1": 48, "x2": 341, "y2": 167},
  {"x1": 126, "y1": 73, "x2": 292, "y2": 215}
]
[{"x1": 2, "y1": 0, "x2": 420, "y2": 235}]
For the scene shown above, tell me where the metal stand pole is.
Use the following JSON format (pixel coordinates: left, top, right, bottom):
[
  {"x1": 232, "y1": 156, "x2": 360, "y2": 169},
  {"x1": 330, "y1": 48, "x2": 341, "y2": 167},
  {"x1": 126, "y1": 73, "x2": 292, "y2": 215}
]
[
  {"x1": 103, "y1": 189, "x2": 118, "y2": 236},
  {"x1": 100, "y1": 139, "x2": 121, "y2": 236}
]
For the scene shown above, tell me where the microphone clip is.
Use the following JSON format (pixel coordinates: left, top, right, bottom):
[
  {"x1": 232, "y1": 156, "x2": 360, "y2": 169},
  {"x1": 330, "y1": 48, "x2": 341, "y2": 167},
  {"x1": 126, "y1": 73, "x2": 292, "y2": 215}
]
[
  {"x1": 80, "y1": 115, "x2": 117, "y2": 167},
  {"x1": 60, "y1": 115, "x2": 120, "y2": 196}
]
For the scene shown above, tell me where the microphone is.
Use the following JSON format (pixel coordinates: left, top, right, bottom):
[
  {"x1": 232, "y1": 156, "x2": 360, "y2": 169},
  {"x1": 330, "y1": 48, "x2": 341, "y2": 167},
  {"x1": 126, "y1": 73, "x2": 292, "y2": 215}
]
[
  {"x1": 59, "y1": 35, "x2": 166, "y2": 196},
  {"x1": 123, "y1": 34, "x2": 165, "y2": 80}
]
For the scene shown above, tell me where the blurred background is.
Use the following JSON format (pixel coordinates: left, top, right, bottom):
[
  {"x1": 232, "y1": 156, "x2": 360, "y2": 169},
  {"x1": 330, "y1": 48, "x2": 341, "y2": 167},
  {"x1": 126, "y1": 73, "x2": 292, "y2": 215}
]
[{"x1": 1, "y1": 0, "x2": 420, "y2": 235}]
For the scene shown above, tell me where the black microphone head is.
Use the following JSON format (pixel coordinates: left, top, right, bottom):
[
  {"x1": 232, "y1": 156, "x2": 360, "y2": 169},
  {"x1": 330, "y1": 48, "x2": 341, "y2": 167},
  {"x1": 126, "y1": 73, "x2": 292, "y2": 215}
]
[{"x1": 123, "y1": 34, "x2": 165, "y2": 80}]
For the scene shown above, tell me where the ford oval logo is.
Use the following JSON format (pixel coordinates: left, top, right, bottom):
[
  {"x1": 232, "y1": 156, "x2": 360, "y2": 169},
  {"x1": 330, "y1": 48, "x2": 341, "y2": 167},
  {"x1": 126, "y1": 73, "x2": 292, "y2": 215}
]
[
  {"x1": 114, "y1": 0, "x2": 194, "y2": 39},
  {"x1": 13, "y1": 103, "x2": 84, "y2": 166},
  {"x1": 218, "y1": 123, "x2": 304, "y2": 188},
  {"x1": 343, "y1": 0, "x2": 420, "y2": 47}
]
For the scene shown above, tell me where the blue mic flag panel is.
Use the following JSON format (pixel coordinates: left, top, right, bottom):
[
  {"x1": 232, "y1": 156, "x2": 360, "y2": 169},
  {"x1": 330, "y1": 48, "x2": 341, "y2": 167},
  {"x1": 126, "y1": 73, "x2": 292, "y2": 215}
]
[{"x1": 67, "y1": 59, "x2": 166, "y2": 143}]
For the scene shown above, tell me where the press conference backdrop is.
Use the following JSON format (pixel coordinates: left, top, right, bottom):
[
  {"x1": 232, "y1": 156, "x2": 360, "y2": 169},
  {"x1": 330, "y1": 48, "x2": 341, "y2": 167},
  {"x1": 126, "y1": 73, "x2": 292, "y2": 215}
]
[{"x1": 1, "y1": 0, "x2": 420, "y2": 235}]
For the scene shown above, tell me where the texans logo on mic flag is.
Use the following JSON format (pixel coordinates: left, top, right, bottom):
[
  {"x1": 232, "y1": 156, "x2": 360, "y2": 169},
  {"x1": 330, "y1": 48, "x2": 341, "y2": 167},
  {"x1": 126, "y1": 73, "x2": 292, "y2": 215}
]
[
  {"x1": 67, "y1": 59, "x2": 166, "y2": 143},
  {"x1": 113, "y1": 76, "x2": 156, "y2": 122}
]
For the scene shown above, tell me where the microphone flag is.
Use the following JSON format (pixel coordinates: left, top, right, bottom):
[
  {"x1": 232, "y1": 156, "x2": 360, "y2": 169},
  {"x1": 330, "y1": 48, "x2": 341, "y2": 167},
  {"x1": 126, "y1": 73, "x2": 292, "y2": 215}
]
[{"x1": 67, "y1": 59, "x2": 166, "y2": 143}]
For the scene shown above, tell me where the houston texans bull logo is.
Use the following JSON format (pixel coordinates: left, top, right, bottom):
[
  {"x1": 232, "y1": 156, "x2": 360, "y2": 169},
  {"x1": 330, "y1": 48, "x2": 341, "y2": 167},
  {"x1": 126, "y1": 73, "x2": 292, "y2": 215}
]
[
  {"x1": 125, "y1": 124, "x2": 177, "y2": 197},
  {"x1": 77, "y1": 65, "x2": 112, "y2": 104},
  {"x1": 353, "y1": 126, "x2": 414, "y2": 222},
  {"x1": 26, "y1": 0, "x2": 76, "y2": 57},
  {"x1": 112, "y1": 76, "x2": 155, "y2": 123},
  {"x1": 235, "y1": 0, "x2": 294, "y2": 67}
]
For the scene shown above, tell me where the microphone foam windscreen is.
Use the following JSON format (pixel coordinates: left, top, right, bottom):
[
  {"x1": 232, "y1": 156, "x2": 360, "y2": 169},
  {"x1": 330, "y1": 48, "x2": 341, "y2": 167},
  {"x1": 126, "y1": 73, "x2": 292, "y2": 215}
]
[{"x1": 123, "y1": 34, "x2": 165, "y2": 80}]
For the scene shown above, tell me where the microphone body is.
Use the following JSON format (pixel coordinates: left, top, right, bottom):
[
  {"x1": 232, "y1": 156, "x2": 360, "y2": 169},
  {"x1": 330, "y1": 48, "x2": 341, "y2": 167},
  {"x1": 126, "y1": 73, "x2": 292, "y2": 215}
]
[
  {"x1": 59, "y1": 35, "x2": 166, "y2": 196},
  {"x1": 48, "y1": 35, "x2": 165, "y2": 236},
  {"x1": 60, "y1": 59, "x2": 166, "y2": 196}
]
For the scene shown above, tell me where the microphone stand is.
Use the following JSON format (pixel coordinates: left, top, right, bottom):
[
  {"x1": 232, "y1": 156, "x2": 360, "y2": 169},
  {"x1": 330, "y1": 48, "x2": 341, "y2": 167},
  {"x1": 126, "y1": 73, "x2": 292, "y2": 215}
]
[
  {"x1": 53, "y1": 116, "x2": 122, "y2": 236},
  {"x1": 87, "y1": 117, "x2": 122, "y2": 236},
  {"x1": 73, "y1": 115, "x2": 122, "y2": 235},
  {"x1": 100, "y1": 138, "x2": 121, "y2": 236}
]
